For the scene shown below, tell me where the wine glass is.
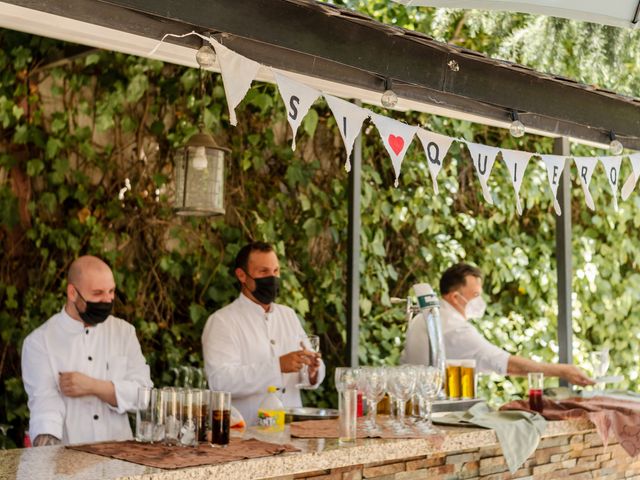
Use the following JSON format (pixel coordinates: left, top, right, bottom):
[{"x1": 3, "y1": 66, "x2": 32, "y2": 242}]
[
  {"x1": 414, "y1": 365, "x2": 443, "y2": 433},
  {"x1": 387, "y1": 366, "x2": 416, "y2": 434},
  {"x1": 297, "y1": 334, "x2": 320, "y2": 389},
  {"x1": 359, "y1": 367, "x2": 387, "y2": 433}
]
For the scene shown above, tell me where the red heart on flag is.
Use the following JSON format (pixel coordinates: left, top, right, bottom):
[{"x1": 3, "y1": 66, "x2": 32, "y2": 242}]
[{"x1": 388, "y1": 135, "x2": 404, "y2": 155}]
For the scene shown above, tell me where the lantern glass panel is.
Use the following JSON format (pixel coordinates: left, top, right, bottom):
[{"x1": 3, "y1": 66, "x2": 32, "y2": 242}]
[{"x1": 174, "y1": 146, "x2": 225, "y2": 216}]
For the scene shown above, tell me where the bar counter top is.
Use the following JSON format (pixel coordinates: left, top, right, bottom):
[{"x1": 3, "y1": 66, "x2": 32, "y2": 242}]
[{"x1": 0, "y1": 417, "x2": 604, "y2": 480}]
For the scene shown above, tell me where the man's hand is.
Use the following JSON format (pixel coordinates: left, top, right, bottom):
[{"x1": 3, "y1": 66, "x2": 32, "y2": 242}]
[
  {"x1": 58, "y1": 371, "x2": 118, "y2": 406},
  {"x1": 556, "y1": 364, "x2": 595, "y2": 387},
  {"x1": 59, "y1": 372, "x2": 96, "y2": 397},
  {"x1": 279, "y1": 350, "x2": 317, "y2": 373},
  {"x1": 299, "y1": 341, "x2": 322, "y2": 385}
]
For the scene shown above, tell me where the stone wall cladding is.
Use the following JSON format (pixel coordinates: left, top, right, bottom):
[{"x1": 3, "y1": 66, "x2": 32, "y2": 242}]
[{"x1": 291, "y1": 432, "x2": 638, "y2": 479}]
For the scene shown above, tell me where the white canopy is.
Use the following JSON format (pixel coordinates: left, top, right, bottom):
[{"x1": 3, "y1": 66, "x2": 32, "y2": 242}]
[{"x1": 393, "y1": 0, "x2": 640, "y2": 29}]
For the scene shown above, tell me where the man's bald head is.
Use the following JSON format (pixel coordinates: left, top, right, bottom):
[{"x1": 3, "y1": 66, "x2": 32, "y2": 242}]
[{"x1": 66, "y1": 256, "x2": 116, "y2": 312}]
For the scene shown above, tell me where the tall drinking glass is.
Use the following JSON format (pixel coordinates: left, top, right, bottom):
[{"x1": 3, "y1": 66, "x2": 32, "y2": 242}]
[
  {"x1": 335, "y1": 367, "x2": 360, "y2": 445},
  {"x1": 163, "y1": 387, "x2": 182, "y2": 445},
  {"x1": 528, "y1": 372, "x2": 544, "y2": 413},
  {"x1": 180, "y1": 389, "x2": 198, "y2": 447},
  {"x1": 210, "y1": 391, "x2": 231, "y2": 447},
  {"x1": 135, "y1": 386, "x2": 154, "y2": 442}
]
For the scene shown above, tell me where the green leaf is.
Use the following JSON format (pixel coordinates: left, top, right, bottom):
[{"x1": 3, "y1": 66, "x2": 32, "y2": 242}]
[
  {"x1": 26, "y1": 158, "x2": 44, "y2": 176},
  {"x1": 303, "y1": 109, "x2": 319, "y2": 137}
]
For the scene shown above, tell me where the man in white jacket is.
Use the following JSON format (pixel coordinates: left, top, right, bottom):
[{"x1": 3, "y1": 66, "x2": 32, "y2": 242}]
[
  {"x1": 22, "y1": 255, "x2": 152, "y2": 446},
  {"x1": 202, "y1": 242, "x2": 325, "y2": 425}
]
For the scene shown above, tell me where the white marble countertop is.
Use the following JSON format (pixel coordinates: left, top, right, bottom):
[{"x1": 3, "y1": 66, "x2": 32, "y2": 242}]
[{"x1": 0, "y1": 418, "x2": 596, "y2": 480}]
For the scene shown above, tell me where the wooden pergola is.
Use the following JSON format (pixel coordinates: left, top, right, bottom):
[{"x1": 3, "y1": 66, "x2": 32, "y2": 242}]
[{"x1": 3, "y1": 0, "x2": 640, "y2": 374}]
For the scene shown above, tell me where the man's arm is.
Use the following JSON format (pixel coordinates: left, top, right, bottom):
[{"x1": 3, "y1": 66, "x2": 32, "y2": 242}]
[
  {"x1": 58, "y1": 372, "x2": 117, "y2": 406},
  {"x1": 507, "y1": 355, "x2": 594, "y2": 386},
  {"x1": 21, "y1": 332, "x2": 66, "y2": 444}
]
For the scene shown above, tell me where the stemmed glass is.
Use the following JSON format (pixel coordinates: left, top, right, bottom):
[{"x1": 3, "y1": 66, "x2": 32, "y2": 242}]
[
  {"x1": 387, "y1": 366, "x2": 416, "y2": 434},
  {"x1": 297, "y1": 334, "x2": 320, "y2": 389},
  {"x1": 359, "y1": 367, "x2": 387, "y2": 434},
  {"x1": 414, "y1": 365, "x2": 443, "y2": 433}
]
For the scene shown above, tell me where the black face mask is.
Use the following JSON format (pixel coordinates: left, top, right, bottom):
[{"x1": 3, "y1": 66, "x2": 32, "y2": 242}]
[
  {"x1": 73, "y1": 286, "x2": 113, "y2": 326},
  {"x1": 244, "y1": 273, "x2": 280, "y2": 305}
]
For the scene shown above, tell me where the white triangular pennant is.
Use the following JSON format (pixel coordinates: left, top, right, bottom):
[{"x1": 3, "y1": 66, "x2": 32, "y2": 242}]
[
  {"x1": 540, "y1": 155, "x2": 568, "y2": 216},
  {"x1": 500, "y1": 148, "x2": 532, "y2": 215},
  {"x1": 599, "y1": 155, "x2": 623, "y2": 211},
  {"x1": 323, "y1": 95, "x2": 370, "y2": 172},
  {"x1": 416, "y1": 129, "x2": 454, "y2": 195},
  {"x1": 273, "y1": 72, "x2": 321, "y2": 151},
  {"x1": 370, "y1": 113, "x2": 418, "y2": 187},
  {"x1": 622, "y1": 153, "x2": 640, "y2": 201},
  {"x1": 572, "y1": 157, "x2": 598, "y2": 211},
  {"x1": 465, "y1": 142, "x2": 500, "y2": 204},
  {"x1": 209, "y1": 38, "x2": 261, "y2": 127}
]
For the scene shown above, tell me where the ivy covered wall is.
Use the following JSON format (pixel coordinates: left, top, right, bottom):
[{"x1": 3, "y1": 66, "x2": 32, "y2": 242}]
[{"x1": 1, "y1": 22, "x2": 640, "y2": 449}]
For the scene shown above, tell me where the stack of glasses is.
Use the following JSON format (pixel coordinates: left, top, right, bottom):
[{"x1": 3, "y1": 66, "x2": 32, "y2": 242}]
[{"x1": 136, "y1": 387, "x2": 231, "y2": 447}]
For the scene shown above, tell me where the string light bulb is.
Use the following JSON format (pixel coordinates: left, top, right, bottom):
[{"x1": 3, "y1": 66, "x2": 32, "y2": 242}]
[
  {"x1": 191, "y1": 146, "x2": 208, "y2": 170},
  {"x1": 509, "y1": 110, "x2": 525, "y2": 138},
  {"x1": 609, "y1": 131, "x2": 624, "y2": 155},
  {"x1": 381, "y1": 78, "x2": 398, "y2": 108},
  {"x1": 195, "y1": 44, "x2": 216, "y2": 68}
]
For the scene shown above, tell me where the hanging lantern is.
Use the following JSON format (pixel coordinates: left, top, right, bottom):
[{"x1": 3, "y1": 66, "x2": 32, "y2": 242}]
[{"x1": 174, "y1": 130, "x2": 229, "y2": 216}]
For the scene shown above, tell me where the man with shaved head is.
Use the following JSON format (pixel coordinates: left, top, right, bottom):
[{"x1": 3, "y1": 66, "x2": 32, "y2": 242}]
[{"x1": 22, "y1": 255, "x2": 152, "y2": 446}]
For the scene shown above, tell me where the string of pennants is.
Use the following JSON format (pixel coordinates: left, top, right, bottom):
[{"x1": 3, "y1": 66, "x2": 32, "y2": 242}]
[{"x1": 150, "y1": 32, "x2": 640, "y2": 216}]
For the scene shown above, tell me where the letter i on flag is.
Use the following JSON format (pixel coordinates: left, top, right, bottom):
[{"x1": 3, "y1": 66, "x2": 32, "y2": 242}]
[
  {"x1": 465, "y1": 142, "x2": 500, "y2": 204},
  {"x1": 539, "y1": 155, "x2": 568, "y2": 216},
  {"x1": 273, "y1": 72, "x2": 321, "y2": 151},
  {"x1": 500, "y1": 148, "x2": 532, "y2": 215},
  {"x1": 622, "y1": 153, "x2": 640, "y2": 201},
  {"x1": 416, "y1": 129, "x2": 454, "y2": 195},
  {"x1": 370, "y1": 113, "x2": 418, "y2": 187},
  {"x1": 324, "y1": 95, "x2": 370, "y2": 172},
  {"x1": 572, "y1": 157, "x2": 598, "y2": 211},
  {"x1": 599, "y1": 155, "x2": 623, "y2": 210}
]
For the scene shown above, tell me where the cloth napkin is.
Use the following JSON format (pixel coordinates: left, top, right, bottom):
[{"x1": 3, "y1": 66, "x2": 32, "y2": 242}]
[
  {"x1": 434, "y1": 402, "x2": 546, "y2": 473},
  {"x1": 501, "y1": 396, "x2": 640, "y2": 457}
]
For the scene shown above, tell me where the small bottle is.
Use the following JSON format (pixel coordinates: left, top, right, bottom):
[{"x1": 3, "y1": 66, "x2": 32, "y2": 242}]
[{"x1": 257, "y1": 386, "x2": 285, "y2": 432}]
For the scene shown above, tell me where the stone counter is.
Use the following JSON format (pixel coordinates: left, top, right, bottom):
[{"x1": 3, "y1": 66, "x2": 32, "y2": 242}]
[{"x1": 1, "y1": 418, "x2": 637, "y2": 480}]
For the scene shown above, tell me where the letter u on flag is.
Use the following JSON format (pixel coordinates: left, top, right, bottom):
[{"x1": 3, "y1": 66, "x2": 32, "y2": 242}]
[
  {"x1": 273, "y1": 71, "x2": 321, "y2": 151},
  {"x1": 622, "y1": 153, "x2": 640, "y2": 201},
  {"x1": 500, "y1": 148, "x2": 532, "y2": 215},
  {"x1": 465, "y1": 141, "x2": 500, "y2": 204},
  {"x1": 599, "y1": 155, "x2": 623, "y2": 211},
  {"x1": 539, "y1": 155, "x2": 568, "y2": 216},
  {"x1": 572, "y1": 157, "x2": 598, "y2": 211},
  {"x1": 370, "y1": 113, "x2": 418, "y2": 187},
  {"x1": 324, "y1": 95, "x2": 370, "y2": 172},
  {"x1": 209, "y1": 38, "x2": 261, "y2": 127},
  {"x1": 416, "y1": 129, "x2": 454, "y2": 195}
]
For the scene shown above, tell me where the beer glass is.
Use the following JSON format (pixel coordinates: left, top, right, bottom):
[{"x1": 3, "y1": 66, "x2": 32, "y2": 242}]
[
  {"x1": 460, "y1": 360, "x2": 476, "y2": 399},
  {"x1": 210, "y1": 391, "x2": 231, "y2": 447},
  {"x1": 446, "y1": 360, "x2": 462, "y2": 400},
  {"x1": 135, "y1": 386, "x2": 154, "y2": 442}
]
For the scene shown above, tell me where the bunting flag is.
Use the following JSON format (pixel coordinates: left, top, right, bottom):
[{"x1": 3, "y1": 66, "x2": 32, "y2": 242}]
[
  {"x1": 599, "y1": 156, "x2": 623, "y2": 210},
  {"x1": 370, "y1": 113, "x2": 418, "y2": 187},
  {"x1": 622, "y1": 153, "x2": 640, "y2": 201},
  {"x1": 324, "y1": 94, "x2": 370, "y2": 172},
  {"x1": 500, "y1": 149, "x2": 532, "y2": 215},
  {"x1": 540, "y1": 155, "x2": 568, "y2": 216},
  {"x1": 416, "y1": 129, "x2": 455, "y2": 195},
  {"x1": 273, "y1": 72, "x2": 321, "y2": 151},
  {"x1": 572, "y1": 157, "x2": 598, "y2": 211},
  {"x1": 465, "y1": 142, "x2": 500, "y2": 204},
  {"x1": 209, "y1": 38, "x2": 261, "y2": 127}
]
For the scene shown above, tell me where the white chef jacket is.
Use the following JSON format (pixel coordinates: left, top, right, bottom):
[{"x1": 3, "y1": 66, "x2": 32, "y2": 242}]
[
  {"x1": 401, "y1": 299, "x2": 510, "y2": 374},
  {"x1": 202, "y1": 293, "x2": 326, "y2": 426},
  {"x1": 21, "y1": 307, "x2": 152, "y2": 445}
]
